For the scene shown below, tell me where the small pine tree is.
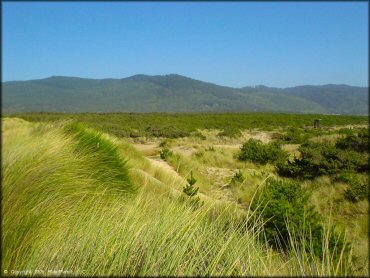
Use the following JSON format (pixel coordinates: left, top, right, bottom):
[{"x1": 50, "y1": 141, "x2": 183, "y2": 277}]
[{"x1": 183, "y1": 171, "x2": 199, "y2": 197}]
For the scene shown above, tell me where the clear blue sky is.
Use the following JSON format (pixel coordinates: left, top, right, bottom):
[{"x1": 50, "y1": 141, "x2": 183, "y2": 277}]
[{"x1": 3, "y1": 1, "x2": 368, "y2": 87}]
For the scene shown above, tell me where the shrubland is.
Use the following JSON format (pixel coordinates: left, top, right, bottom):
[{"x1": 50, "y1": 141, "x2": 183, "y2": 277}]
[{"x1": 7, "y1": 112, "x2": 368, "y2": 138}]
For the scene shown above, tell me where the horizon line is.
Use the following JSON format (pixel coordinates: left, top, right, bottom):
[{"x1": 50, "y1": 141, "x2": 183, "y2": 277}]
[{"x1": 2, "y1": 74, "x2": 368, "y2": 89}]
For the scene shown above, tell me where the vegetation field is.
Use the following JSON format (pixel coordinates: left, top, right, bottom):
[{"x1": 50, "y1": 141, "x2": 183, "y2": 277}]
[
  {"x1": 2, "y1": 112, "x2": 369, "y2": 276},
  {"x1": 7, "y1": 112, "x2": 368, "y2": 138}
]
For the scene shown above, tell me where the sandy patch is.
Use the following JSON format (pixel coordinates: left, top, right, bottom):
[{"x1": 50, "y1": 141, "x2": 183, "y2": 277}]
[
  {"x1": 205, "y1": 167, "x2": 236, "y2": 187},
  {"x1": 172, "y1": 146, "x2": 196, "y2": 157},
  {"x1": 204, "y1": 167, "x2": 237, "y2": 202},
  {"x1": 147, "y1": 157, "x2": 178, "y2": 175},
  {"x1": 213, "y1": 144, "x2": 242, "y2": 150},
  {"x1": 132, "y1": 143, "x2": 158, "y2": 156},
  {"x1": 241, "y1": 130, "x2": 272, "y2": 143},
  {"x1": 282, "y1": 144, "x2": 301, "y2": 158}
]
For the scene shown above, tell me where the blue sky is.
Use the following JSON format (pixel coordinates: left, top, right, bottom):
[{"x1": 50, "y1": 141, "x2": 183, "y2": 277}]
[{"x1": 3, "y1": 1, "x2": 368, "y2": 87}]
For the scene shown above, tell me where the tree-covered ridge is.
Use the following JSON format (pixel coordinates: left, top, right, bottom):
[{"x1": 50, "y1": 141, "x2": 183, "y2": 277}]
[{"x1": 3, "y1": 74, "x2": 368, "y2": 114}]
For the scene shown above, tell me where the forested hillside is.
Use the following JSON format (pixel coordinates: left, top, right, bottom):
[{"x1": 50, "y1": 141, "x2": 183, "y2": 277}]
[{"x1": 3, "y1": 75, "x2": 368, "y2": 114}]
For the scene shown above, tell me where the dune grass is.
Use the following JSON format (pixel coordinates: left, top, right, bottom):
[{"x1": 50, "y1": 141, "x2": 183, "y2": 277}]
[{"x1": 2, "y1": 118, "x2": 364, "y2": 276}]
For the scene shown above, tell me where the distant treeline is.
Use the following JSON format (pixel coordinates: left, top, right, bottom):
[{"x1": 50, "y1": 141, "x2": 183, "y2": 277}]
[{"x1": 6, "y1": 112, "x2": 368, "y2": 138}]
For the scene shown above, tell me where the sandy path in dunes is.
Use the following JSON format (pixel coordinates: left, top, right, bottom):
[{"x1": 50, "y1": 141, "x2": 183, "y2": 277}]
[
  {"x1": 147, "y1": 157, "x2": 179, "y2": 175},
  {"x1": 131, "y1": 143, "x2": 179, "y2": 174},
  {"x1": 132, "y1": 143, "x2": 159, "y2": 156},
  {"x1": 132, "y1": 142, "x2": 240, "y2": 205},
  {"x1": 133, "y1": 143, "x2": 157, "y2": 151},
  {"x1": 213, "y1": 144, "x2": 242, "y2": 149}
]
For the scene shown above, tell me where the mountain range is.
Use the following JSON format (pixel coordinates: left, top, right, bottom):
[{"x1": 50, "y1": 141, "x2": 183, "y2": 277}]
[{"x1": 2, "y1": 74, "x2": 368, "y2": 114}]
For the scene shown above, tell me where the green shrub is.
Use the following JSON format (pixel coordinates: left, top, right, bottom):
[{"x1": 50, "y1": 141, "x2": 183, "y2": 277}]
[
  {"x1": 160, "y1": 147, "x2": 173, "y2": 160},
  {"x1": 335, "y1": 131, "x2": 368, "y2": 152},
  {"x1": 183, "y1": 171, "x2": 201, "y2": 207},
  {"x1": 281, "y1": 127, "x2": 310, "y2": 144},
  {"x1": 238, "y1": 139, "x2": 288, "y2": 165},
  {"x1": 253, "y1": 178, "x2": 349, "y2": 259},
  {"x1": 277, "y1": 140, "x2": 369, "y2": 179},
  {"x1": 183, "y1": 171, "x2": 198, "y2": 197},
  {"x1": 145, "y1": 125, "x2": 189, "y2": 138},
  {"x1": 218, "y1": 126, "x2": 242, "y2": 138}
]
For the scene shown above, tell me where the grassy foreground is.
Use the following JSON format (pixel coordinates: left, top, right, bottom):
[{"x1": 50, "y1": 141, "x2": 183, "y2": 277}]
[{"x1": 2, "y1": 117, "x2": 366, "y2": 276}]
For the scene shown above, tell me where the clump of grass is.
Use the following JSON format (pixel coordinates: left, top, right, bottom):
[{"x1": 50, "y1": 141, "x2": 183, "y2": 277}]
[
  {"x1": 64, "y1": 122, "x2": 134, "y2": 191},
  {"x1": 206, "y1": 145, "x2": 215, "y2": 152},
  {"x1": 194, "y1": 150, "x2": 205, "y2": 158},
  {"x1": 229, "y1": 169, "x2": 245, "y2": 187}
]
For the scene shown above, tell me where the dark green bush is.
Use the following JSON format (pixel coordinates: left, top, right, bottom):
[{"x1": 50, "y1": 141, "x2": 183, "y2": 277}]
[
  {"x1": 335, "y1": 130, "x2": 368, "y2": 152},
  {"x1": 281, "y1": 127, "x2": 310, "y2": 144},
  {"x1": 145, "y1": 125, "x2": 189, "y2": 138},
  {"x1": 253, "y1": 178, "x2": 349, "y2": 259},
  {"x1": 277, "y1": 140, "x2": 369, "y2": 179},
  {"x1": 238, "y1": 139, "x2": 288, "y2": 165},
  {"x1": 218, "y1": 126, "x2": 242, "y2": 138}
]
